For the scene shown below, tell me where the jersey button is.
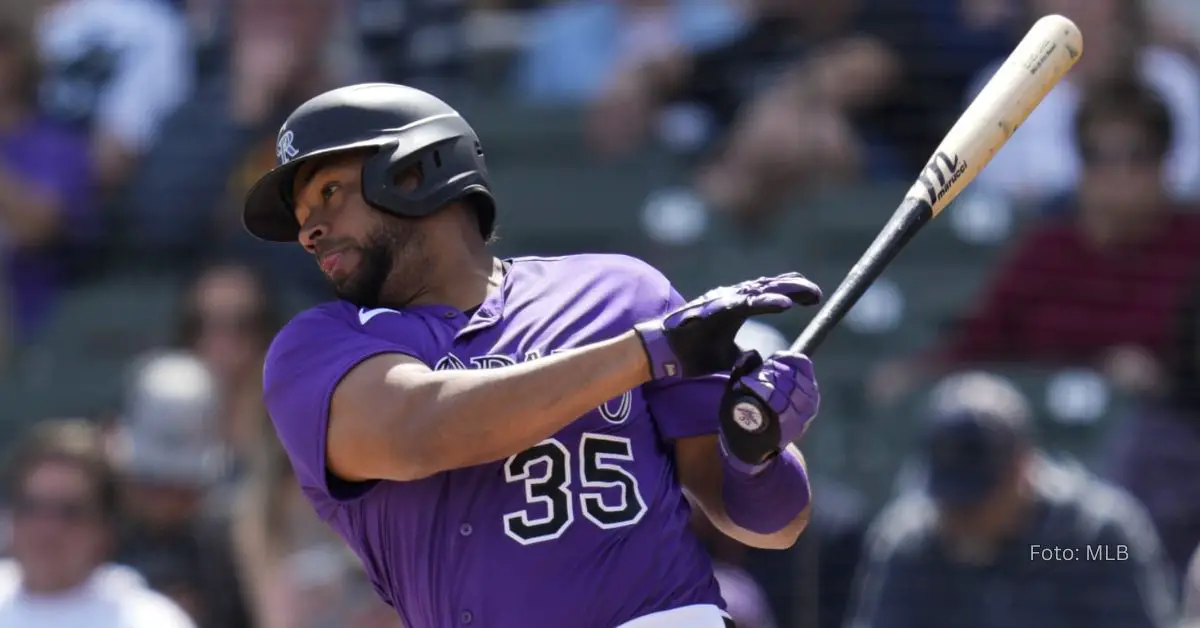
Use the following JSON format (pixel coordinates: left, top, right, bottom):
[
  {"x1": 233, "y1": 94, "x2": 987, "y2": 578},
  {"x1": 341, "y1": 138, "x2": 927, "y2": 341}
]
[
  {"x1": 444, "y1": 311, "x2": 457, "y2": 319},
  {"x1": 460, "y1": 610, "x2": 474, "y2": 624},
  {"x1": 459, "y1": 523, "x2": 473, "y2": 536}
]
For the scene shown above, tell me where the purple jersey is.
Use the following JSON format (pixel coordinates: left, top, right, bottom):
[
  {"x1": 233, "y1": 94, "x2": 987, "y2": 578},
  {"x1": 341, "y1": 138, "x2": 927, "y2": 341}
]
[{"x1": 263, "y1": 254, "x2": 727, "y2": 628}]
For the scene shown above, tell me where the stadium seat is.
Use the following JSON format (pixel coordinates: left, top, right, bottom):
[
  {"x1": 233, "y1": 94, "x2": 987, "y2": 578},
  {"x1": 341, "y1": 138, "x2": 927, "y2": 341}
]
[
  {"x1": 489, "y1": 152, "x2": 683, "y2": 256},
  {"x1": 29, "y1": 276, "x2": 182, "y2": 361},
  {"x1": 790, "y1": 182, "x2": 1010, "y2": 277},
  {"x1": 12, "y1": 353, "x2": 128, "y2": 423},
  {"x1": 876, "y1": 263, "x2": 989, "y2": 330},
  {"x1": 13, "y1": 277, "x2": 182, "y2": 425},
  {"x1": 461, "y1": 103, "x2": 591, "y2": 165}
]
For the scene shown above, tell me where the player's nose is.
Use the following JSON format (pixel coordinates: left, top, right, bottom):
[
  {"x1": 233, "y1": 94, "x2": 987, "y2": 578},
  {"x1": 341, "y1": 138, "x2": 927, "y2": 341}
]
[{"x1": 298, "y1": 219, "x2": 327, "y2": 254}]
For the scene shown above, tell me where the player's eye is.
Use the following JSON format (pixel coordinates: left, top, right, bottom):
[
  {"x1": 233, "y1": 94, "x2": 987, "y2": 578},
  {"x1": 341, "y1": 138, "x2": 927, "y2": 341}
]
[{"x1": 320, "y1": 182, "x2": 340, "y2": 203}]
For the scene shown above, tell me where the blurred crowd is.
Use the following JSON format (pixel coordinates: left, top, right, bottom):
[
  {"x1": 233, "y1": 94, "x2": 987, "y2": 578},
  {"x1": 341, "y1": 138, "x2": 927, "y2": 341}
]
[{"x1": 2, "y1": 0, "x2": 1200, "y2": 627}]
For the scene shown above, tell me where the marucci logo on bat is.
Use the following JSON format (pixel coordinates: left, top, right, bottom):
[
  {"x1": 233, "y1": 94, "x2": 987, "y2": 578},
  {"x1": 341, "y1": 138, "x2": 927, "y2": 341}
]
[{"x1": 912, "y1": 151, "x2": 968, "y2": 206}]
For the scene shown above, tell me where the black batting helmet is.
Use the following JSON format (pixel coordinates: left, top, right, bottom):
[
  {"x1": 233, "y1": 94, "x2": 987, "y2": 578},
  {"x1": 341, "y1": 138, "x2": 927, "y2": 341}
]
[{"x1": 242, "y1": 83, "x2": 496, "y2": 242}]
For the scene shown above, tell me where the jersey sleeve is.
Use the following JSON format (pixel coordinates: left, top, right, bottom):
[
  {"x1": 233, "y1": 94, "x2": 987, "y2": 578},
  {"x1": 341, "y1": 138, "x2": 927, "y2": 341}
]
[
  {"x1": 640, "y1": 277, "x2": 727, "y2": 441},
  {"x1": 262, "y1": 308, "x2": 425, "y2": 504}
]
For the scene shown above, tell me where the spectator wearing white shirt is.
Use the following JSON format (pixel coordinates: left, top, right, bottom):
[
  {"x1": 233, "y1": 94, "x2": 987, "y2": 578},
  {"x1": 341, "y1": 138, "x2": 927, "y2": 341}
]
[
  {"x1": 35, "y1": 0, "x2": 192, "y2": 191},
  {"x1": 969, "y1": 0, "x2": 1200, "y2": 208},
  {"x1": 0, "y1": 419, "x2": 194, "y2": 628}
]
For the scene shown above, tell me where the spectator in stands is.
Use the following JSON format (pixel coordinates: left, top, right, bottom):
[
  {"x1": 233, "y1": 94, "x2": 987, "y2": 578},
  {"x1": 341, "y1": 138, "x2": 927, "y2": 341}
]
[
  {"x1": 121, "y1": 0, "x2": 342, "y2": 284},
  {"x1": 848, "y1": 372, "x2": 1177, "y2": 628},
  {"x1": 109, "y1": 351, "x2": 252, "y2": 628},
  {"x1": 1100, "y1": 277, "x2": 1200, "y2": 586},
  {"x1": 518, "y1": 0, "x2": 743, "y2": 104},
  {"x1": 35, "y1": 0, "x2": 191, "y2": 192},
  {"x1": 0, "y1": 419, "x2": 194, "y2": 627},
  {"x1": 175, "y1": 260, "x2": 283, "y2": 475},
  {"x1": 233, "y1": 416, "x2": 399, "y2": 628},
  {"x1": 588, "y1": 0, "x2": 905, "y2": 226},
  {"x1": 970, "y1": 0, "x2": 1200, "y2": 207},
  {"x1": 0, "y1": 13, "x2": 93, "y2": 344},
  {"x1": 869, "y1": 79, "x2": 1200, "y2": 406}
]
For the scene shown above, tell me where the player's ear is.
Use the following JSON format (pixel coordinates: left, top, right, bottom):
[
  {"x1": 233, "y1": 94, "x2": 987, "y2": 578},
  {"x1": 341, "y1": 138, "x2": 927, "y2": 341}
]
[{"x1": 394, "y1": 164, "x2": 424, "y2": 195}]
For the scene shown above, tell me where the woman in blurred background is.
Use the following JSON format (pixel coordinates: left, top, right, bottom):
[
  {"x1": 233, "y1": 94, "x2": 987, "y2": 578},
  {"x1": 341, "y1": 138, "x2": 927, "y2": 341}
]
[{"x1": 175, "y1": 260, "x2": 283, "y2": 481}]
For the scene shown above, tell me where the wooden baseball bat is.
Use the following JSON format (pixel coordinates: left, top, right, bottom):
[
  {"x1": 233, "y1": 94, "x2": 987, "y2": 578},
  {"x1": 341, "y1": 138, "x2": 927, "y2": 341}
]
[{"x1": 722, "y1": 15, "x2": 1083, "y2": 461}]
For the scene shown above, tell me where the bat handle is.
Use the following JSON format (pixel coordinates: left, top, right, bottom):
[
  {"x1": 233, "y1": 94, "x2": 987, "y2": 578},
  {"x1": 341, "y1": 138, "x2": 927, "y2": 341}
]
[
  {"x1": 721, "y1": 197, "x2": 934, "y2": 464},
  {"x1": 790, "y1": 197, "x2": 933, "y2": 357}
]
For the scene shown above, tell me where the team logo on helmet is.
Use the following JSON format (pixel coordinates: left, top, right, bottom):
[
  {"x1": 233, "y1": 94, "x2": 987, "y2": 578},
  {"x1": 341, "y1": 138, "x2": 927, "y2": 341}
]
[{"x1": 276, "y1": 130, "x2": 299, "y2": 165}]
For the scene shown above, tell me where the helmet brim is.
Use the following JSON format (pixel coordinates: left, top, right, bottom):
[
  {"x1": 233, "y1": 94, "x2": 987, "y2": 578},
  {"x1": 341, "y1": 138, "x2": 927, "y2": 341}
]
[{"x1": 242, "y1": 139, "x2": 390, "y2": 243}]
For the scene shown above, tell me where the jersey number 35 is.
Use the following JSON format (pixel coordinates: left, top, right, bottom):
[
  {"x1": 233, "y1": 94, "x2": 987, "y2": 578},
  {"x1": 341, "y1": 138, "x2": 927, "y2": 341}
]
[{"x1": 502, "y1": 434, "x2": 648, "y2": 545}]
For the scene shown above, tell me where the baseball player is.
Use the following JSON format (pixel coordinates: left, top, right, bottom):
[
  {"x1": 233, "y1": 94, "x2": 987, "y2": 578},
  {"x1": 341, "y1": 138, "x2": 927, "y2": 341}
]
[{"x1": 242, "y1": 83, "x2": 821, "y2": 628}]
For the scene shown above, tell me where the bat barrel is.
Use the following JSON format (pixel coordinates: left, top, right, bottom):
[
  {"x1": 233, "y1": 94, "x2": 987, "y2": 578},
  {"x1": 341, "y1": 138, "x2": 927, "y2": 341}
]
[{"x1": 905, "y1": 14, "x2": 1083, "y2": 217}]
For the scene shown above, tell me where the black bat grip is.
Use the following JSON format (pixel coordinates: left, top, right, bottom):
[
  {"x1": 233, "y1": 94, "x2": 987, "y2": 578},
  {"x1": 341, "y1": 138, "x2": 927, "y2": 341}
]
[
  {"x1": 790, "y1": 197, "x2": 934, "y2": 356},
  {"x1": 721, "y1": 197, "x2": 935, "y2": 464}
]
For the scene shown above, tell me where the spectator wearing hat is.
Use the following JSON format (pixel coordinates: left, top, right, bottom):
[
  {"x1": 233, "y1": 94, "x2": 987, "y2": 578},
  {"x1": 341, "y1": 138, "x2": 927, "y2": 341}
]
[
  {"x1": 109, "y1": 351, "x2": 251, "y2": 628},
  {"x1": 0, "y1": 419, "x2": 194, "y2": 628},
  {"x1": 847, "y1": 372, "x2": 1177, "y2": 628},
  {"x1": 174, "y1": 260, "x2": 284, "y2": 481}
]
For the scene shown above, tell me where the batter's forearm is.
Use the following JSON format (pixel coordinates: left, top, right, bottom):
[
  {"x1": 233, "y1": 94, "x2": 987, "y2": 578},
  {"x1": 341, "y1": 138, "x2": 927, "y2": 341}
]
[
  {"x1": 678, "y1": 436, "x2": 811, "y2": 550},
  {"x1": 401, "y1": 331, "x2": 651, "y2": 473},
  {"x1": 716, "y1": 445, "x2": 812, "y2": 549}
]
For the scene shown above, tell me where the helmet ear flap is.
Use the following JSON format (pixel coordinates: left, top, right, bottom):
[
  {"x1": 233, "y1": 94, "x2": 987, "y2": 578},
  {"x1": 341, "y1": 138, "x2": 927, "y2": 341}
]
[
  {"x1": 361, "y1": 139, "x2": 430, "y2": 217},
  {"x1": 363, "y1": 133, "x2": 486, "y2": 220},
  {"x1": 393, "y1": 162, "x2": 425, "y2": 195}
]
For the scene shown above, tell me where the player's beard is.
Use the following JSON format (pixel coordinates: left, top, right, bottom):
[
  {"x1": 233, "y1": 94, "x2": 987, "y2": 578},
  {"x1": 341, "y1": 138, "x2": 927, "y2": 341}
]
[{"x1": 330, "y1": 217, "x2": 425, "y2": 308}]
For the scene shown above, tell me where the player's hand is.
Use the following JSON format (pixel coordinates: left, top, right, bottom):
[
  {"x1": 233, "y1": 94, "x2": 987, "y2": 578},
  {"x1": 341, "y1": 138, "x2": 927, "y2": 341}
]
[
  {"x1": 718, "y1": 350, "x2": 819, "y2": 469},
  {"x1": 634, "y1": 273, "x2": 821, "y2": 380}
]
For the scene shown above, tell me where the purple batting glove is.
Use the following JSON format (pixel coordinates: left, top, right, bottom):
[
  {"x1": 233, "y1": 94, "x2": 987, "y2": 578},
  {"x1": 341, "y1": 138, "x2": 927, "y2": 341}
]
[
  {"x1": 634, "y1": 273, "x2": 821, "y2": 380},
  {"x1": 719, "y1": 350, "x2": 820, "y2": 470}
]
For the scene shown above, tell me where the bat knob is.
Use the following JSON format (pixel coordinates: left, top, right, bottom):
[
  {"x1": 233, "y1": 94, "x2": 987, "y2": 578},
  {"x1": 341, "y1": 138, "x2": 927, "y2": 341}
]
[{"x1": 719, "y1": 392, "x2": 781, "y2": 465}]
